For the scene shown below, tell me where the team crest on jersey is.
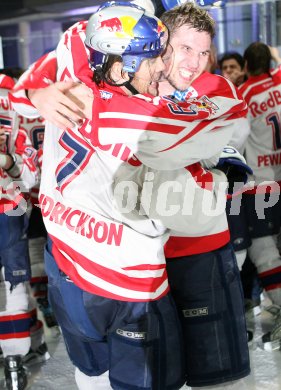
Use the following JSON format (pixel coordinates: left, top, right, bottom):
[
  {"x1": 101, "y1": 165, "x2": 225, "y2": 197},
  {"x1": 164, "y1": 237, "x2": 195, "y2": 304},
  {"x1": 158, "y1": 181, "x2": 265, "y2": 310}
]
[
  {"x1": 189, "y1": 96, "x2": 219, "y2": 115},
  {"x1": 100, "y1": 90, "x2": 113, "y2": 100},
  {"x1": 164, "y1": 94, "x2": 219, "y2": 116}
]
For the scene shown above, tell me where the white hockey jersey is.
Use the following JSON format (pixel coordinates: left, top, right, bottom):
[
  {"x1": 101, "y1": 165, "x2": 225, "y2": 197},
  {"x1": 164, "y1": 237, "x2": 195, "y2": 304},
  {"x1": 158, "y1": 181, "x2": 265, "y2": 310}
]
[
  {"x1": 11, "y1": 22, "x2": 248, "y2": 301},
  {"x1": 239, "y1": 66, "x2": 281, "y2": 189},
  {"x1": 0, "y1": 75, "x2": 38, "y2": 214},
  {"x1": 18, "y1": 115, "x2": 45, "y2": 205}
]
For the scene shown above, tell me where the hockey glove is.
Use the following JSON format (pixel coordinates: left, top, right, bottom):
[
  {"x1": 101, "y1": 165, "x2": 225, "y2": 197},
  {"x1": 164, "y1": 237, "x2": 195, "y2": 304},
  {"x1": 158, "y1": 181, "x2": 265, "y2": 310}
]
[{"x1": 216, "y1": 146, "x2": 253, "y2": 194}]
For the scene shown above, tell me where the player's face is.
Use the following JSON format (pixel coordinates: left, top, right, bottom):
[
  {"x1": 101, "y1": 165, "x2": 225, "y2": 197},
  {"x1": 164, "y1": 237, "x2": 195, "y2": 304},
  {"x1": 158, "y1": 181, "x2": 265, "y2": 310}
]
[
  {"x1": 131, "y1": 31, "x2": 168, "y2": 96},
  {"x1": 131, "y1": 55, "x2": 166, "y2": 96},
  {"x1": 163, "y1": 25, "x2": 211, "y2": 91},
  {"x1": 221, "y1": 58, "x2": 242, "y2": 78}
]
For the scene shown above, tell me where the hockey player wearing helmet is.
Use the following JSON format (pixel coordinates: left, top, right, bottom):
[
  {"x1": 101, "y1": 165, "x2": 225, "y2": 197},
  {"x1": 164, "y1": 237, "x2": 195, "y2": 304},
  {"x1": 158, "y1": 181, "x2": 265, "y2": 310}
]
[
  {"x1": 11, "y1": 1, "x2": 250, "y2": 390},
  {"x1": 12, "y1": 3, "x2": 187, "y2": 390}
]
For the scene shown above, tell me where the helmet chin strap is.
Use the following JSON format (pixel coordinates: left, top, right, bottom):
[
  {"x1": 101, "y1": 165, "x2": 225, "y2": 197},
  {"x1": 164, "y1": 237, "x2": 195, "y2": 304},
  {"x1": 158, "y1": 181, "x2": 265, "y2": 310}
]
[
  {"x1": 107, "y1": 75, "x2": 140, "y2": 95},
  {"x1": 123, "y1": 77, "x2": 140, "y2": 95}
]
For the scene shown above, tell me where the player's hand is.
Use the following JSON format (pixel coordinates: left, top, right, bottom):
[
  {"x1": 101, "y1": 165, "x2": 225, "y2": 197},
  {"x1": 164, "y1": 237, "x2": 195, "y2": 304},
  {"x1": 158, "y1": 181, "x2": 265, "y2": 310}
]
[
  {"x1": 28, "y1": 81, "x2": 93, "y2": 130},
  {"x1": 216, "y1": 146, "x2": 253, "y2": 194},
  {"x1": 64, "y1": 83, "x2": 94, "y2": 121},
  {"x1": 0, "y1": 127, "x2": 8, "y2": 147}
]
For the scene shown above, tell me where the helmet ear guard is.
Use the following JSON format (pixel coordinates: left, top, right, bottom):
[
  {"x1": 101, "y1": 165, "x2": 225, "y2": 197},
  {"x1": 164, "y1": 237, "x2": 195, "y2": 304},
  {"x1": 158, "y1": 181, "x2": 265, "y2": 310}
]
[{"x1": 85, "y1": 1, "x2": 167, "y2": 73}]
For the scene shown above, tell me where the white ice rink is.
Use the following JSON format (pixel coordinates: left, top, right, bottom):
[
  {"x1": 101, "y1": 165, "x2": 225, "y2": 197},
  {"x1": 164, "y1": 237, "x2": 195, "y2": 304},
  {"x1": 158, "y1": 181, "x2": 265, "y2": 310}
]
[{"x1": 1, "y1": 296, "x2": 281, "y2": 390}]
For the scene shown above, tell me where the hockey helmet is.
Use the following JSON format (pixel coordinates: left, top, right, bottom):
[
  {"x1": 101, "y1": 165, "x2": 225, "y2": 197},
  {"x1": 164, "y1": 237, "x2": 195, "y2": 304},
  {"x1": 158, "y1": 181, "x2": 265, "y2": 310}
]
[{"x1": 85, "y1": 1, "x2": 167, "y2": 73}]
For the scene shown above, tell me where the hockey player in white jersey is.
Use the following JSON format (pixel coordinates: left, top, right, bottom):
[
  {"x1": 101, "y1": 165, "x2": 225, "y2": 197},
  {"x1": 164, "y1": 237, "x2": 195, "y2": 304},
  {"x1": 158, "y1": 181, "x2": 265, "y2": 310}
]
[
  {"x1": 0, "y1": 73, "x2": 39, "y2": 390},
  {"x1": 10, "y1": 1, "x2": 250, "y2": 388},
  {"x1": 155, "y1": 3, "x2": 250, "y2": 388},
  {"x1": 239, "y1": 42, "x2": 281, "y2": 350}
]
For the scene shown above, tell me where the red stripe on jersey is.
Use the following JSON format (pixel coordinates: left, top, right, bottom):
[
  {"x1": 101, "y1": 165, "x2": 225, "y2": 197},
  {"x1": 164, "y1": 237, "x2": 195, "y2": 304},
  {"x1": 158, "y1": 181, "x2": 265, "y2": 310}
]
[
  {"x1": 97, "y1": 116, "x2": 187, "y2": 135},
  {"x1": 9, "y1": 93, "x2": 34, "y2": 107},
  {"x1": 123, "y1": 264, "x2": 166, "y2": 271},
  {"x1": 240, "y1": 78, "x2": 273, "y2": 103},
  {"x1": 0, "y1": 331, "x2": 30, "y2": 340},
  {"x1": 259, "y1": 266, "x2": 281, "y2": 278},
  {"x1": 50, "y1": 234, "x2": 168, "y2": 299},
  {"x1": 0, "y1": 312, "x2": 31, "y2": 322},
  {"x1": 263, "y1": 283, "x2": 281, "y2": 292},
  {"x1": 164, "y1": 230, "x2": 230, "y2": 258}
]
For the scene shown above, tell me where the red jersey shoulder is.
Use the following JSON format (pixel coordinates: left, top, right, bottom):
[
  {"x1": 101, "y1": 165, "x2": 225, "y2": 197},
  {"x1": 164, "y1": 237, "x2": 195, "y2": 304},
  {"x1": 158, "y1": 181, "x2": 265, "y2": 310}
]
[{"x1": 192, "y1": 72, "x2": 240, "y2": 99}]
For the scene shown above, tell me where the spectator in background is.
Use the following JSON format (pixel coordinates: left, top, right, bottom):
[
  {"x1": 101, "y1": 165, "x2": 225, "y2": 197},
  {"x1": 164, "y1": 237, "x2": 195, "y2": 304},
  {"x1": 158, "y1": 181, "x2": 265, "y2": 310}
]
[{"x1": 218, "y1": 51, "x2": 246, "y2": 86}]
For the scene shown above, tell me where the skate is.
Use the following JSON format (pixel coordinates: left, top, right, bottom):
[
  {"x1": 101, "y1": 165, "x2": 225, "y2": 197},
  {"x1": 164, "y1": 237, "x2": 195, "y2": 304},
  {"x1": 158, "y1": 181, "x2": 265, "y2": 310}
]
[
  {"x1": 261, "y1": 314, "x2": 281, "y2": 351},
  {"x1": 4, "y1": 355, "x2": 27, "y2": 390},
  {"x1": 23, "y1": 342, "x2": 50, "y2": 367}
]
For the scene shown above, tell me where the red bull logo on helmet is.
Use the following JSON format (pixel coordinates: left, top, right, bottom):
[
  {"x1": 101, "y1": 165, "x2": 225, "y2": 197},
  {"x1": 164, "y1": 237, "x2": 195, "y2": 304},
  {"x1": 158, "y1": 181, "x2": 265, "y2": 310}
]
[{"x1": 98, "y1": 15, "x2": 138, "y2": 38}]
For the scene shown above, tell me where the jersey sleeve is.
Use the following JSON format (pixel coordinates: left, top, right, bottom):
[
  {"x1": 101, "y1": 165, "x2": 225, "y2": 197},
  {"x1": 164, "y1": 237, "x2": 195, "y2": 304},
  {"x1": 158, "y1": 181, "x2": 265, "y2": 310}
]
[
  {"x1": 113, "y1": 161, "x2": 228, "y2": 233},
  {"x1": 150, "y1": 164, "x2": 228, "y2": 233},
  {"x1": 10, "y1": 20, "x2": 91, "y2": 119},
  {"x1": 9, "y1": 51, "x2": 58, "y2": 118},
  {"x1": 91, "y1": 79, "x2": 248, "y2": 170}
]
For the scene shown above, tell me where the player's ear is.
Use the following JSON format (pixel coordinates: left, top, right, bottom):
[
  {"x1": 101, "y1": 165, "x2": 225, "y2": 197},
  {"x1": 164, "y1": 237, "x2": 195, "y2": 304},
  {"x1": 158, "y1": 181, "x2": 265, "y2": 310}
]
[{"x1": 110, "y1": 61, "x2": 130, "y2": 84}]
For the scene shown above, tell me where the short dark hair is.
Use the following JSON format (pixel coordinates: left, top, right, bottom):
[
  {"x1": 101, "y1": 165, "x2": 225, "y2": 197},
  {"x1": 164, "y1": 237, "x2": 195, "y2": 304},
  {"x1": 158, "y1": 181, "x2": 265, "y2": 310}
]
[
  {"x1": 243, "y1": 42, "x2": 271, "y2": 76},
  {"x1": 218, "y1": 52, "x2": 245, "y2": 70},
  {"x1": 161, "y1": 2, "x2": 216, "y2": 40}
]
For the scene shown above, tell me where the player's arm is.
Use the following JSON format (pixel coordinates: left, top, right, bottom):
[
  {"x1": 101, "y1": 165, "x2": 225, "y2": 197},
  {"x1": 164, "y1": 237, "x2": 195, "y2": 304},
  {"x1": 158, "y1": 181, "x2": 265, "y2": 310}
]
[
  {"x1": 90, "y1": 79, "x2": 248, "y2": 170},
  {"x1": 113, "y1": 161, "x2": 228, "y2": 233},
  {"x1": 10, "y1": 51, "x2": 87, "y2": 129},
  {"x1": 28, "y1": 81, "x2": 91, "y2": 130}
]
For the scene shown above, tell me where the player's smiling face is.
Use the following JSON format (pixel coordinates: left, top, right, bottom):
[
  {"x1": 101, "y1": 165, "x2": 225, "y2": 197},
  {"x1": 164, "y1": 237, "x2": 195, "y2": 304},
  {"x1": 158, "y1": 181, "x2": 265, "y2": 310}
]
[{"x1": 163, "y1": 25, "x2": 211, "y2": 91}]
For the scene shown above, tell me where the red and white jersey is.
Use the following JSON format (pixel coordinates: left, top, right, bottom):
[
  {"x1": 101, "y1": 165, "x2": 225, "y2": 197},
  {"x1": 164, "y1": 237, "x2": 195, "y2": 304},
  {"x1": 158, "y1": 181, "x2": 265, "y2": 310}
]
[
  {"x1": 10, "y1": 22, "x2": 248, "y2": 300},
  {"x1": 239, "y1": 66, "x2": 281, "y2": 188},
  {"x1": 0, "y1": 76, "x2": 38, "y2": 213},
  {"x1": 10, "y1": 50, "x2": 57, "y2": 118},
  {"x1": 39, "y1": 119, "x2": 229, "y2": 301},
  {"x1": 19, "y1": 115, "x2": 45, "y2": 205},
  {"x1": 9, "y1": 60, "x2": 46, "y2": 204}
]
